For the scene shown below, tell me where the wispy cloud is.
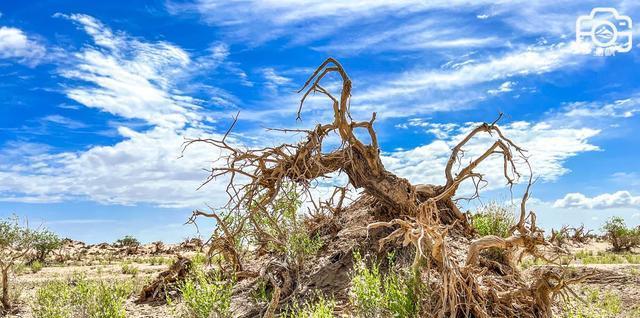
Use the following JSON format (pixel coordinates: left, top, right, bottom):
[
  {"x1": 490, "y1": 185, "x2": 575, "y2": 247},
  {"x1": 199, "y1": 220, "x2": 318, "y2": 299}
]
[
  {"x1": 384, "y1": 119, "x2": 599, "y2": 191},
  {"x1": 0, "y1": 26, "x2": 46, "y2": 66},
  {"x1": 42, "y1": 115, "x2": 87, "y2": 129},
  {"x1": 0, "y1": 14, "x2": 242, "y2": 208}
]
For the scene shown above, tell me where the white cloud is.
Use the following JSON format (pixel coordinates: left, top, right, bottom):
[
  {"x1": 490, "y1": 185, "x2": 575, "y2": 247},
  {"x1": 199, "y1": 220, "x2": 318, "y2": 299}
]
[
  {"x1": 0, "y1": 126, "x2": 230, "y2": 207},
  {"x1": 487, "y1": 81, "x2": 515, "y2": 95},
  {"x1": 553, "y1": 191, "x2": 640, "y2": 210},
  {"x1": 340, "y1": 43, "x2": 584, "y2": 119},
  {"x1": 0, "y1": 15, "x2": 243, "y2": 208},
  {"x1": 383, "y1": 120, "x2": 599, "y2": 190},
  {"x1": 56, "y1": 13, "x2": 201, "y2": 129},
  {"x1": 562, "y1": 98, "x2": 640, "y2": 118},
  {"x1": 261, "y1": 67, "x2": 292, "y2": 90},
  {"x1": 0, "y1": 26, "x2": 46, "y2": 65},
  {"x1": 42, "y1": 115, "x2": 87, "y2": 129}
]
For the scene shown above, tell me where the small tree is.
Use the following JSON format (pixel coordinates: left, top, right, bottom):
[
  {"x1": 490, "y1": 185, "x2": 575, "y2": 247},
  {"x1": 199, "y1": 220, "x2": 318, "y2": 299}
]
[
  {"x1": 602, "y1": 216, "x2": 640, "y2": 252},
  {"x1": 31, "y1": 229, "x2": 62, "y2": 263},
  {"x1": 115, "y1": 235, "x2": 140, "y2": 254},
  {"x1": 0, "y1": 215, "x2": 36, "y2": 311}
]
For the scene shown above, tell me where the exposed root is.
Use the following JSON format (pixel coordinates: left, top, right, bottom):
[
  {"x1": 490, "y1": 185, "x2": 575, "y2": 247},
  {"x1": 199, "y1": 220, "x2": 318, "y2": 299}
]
[
  {"x1": 187, "y1": 58, "x2": 588, "y2": 317},
  {"x1": 136, "y1": 257, "x2": 192, "y2": 304}
]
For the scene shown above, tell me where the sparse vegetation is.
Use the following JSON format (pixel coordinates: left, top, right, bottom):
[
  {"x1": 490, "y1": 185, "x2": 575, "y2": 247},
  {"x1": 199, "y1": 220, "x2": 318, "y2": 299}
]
[
  {"x1": 30, "y1": 259, "x2": 44, "y2": 273},
  {"x1": 602, "y1": 217, "x2": 640, "y2": 252},
  {"x1": 471, "y1": 202, "x2": 515, "y2": 238},
  {"x1": 350, "y1": 253, "x2": 422, "y2": 317},
  {"x1": 33, "y1": 275, "x2": 132, "y2": 318},
  {"x1": 171, "y1": 265, "x2": 233, "y2": 318},
  {"x1": 284, "y1": 294, "x2": 336, "y2": 318},
  {"x1": 121, "y1": 262, "x2": 139, "y2": 275},
  {"x1": 563, "y1": 288, "x2": 622, "y2": 318}
]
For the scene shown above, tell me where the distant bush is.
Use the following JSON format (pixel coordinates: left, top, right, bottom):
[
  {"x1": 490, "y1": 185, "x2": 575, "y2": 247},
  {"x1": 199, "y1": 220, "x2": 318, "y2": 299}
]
[
  {"x1": 121, "y1": 262, "x2": 139, "y2": 275},
  {"x1": 115, "y1": 235, "x2": 140, "y2": 248},
  {"x1": 115, "y1": 235, "x2": 140, "y2": 254},
  {"x1": 471, "y1": 202, "x2": 515, "y2": 238},
  {"x1": 32, "y1": 229, "x2": 62, "y2": 263},
  {"x1": 30, "y1": 260, "x2": 43, "y2": 273},
  {"x1": 602, "y1": 217, "x2": 640, "y2": 252}
]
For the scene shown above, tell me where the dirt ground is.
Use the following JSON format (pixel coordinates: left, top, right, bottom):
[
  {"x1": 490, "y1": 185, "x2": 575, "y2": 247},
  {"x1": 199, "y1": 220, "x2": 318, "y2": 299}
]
[{"x1": 6, "y1": 241, "x2": 640, "y2": 318}]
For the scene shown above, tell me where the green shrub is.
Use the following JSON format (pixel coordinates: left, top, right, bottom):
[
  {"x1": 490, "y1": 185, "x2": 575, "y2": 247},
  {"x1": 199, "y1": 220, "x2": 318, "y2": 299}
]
[
  {"x1": 72, "y1": 274, "x2": 132, "y2": 318},
  {"x1": 33, "y1": 275, "x2": 132, "y2": 318},
  {"x1": 350, "y1": 253, "x2": 384, "y2": 316},
  {"x1": 285, "y1": 294, "x2": 336, "y2": 318},
  {"x1": 602, "y1": 217, "x2": 640, "y2": 252},
  {"x1": 121, "y1": 262, "x2": 139, "y2": 275},
  {"x1": 350, "y1": 253, "x2": 421, "y2": 317},
  {"x1": 176, "y1": 267, "x2": 233, "y2": 318},
  {"x1": 563, "y1": 288, "x2": 622, "y2": 318},
  {"x1": 32, "y1": 280, "x2": 72, "y2": 318},
  {"x1": 471, "y1": 202, "x2": 515, "y2": 238},
  {"x1": 30, "y1": 260, "x2": 44, "y2": 273}
]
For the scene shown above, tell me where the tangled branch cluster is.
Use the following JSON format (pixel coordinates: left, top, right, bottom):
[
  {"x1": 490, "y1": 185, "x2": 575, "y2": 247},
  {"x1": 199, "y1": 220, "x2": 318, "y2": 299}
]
[{"x1": 187, "y1": 58, "x2": 587, "y2": 318}]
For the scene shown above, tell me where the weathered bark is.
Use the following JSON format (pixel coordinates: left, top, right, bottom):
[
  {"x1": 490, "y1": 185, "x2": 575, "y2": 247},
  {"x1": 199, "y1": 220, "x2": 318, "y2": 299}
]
[{"x1": 1, "y1": 267, "x2": 10, "y2": 311}]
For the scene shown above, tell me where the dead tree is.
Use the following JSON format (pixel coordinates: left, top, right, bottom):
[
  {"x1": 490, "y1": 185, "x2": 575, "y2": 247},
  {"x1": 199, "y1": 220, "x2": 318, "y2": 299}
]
[
  {"x1": 187, "y1": 58, "x2": 586, "y2": 318},
  {"x1": 0, "y1": 216, "x2": 36, "y2": 312}
]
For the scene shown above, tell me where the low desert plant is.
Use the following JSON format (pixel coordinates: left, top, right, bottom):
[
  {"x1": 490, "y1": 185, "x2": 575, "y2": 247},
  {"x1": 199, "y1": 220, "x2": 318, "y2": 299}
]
[
  {"x1": 471, "y1": 202, "x2": 515, "y2": 238},
  {"x1": 284, "y1": 294, "x2": 336, "y2": 318},
  {"x1": 602, "y1": 217, "x2": 640, "y2": 252},
  {"x1": 350, "y1": 253, "x2": 421, "y2": 317},
  {"x1": 172, "y1": 266, "x2": 233, "y2": 318},
  {"x1": 71, "y1": 275, "x2": 132, "y2": 318},
  {"x1": 30, "y1": 260, "x2": 44, "y2": 273},
  {"x1": 33, "y1": 275, "x2": 132, "y2": 318},
  {"x1": 32, "y1": 280, "x2": 72, "y2": 318},
  {"x1": 563, "y1": 288, "x2": 622, "y2": 318},
  {"x1": 121, "y1": 262, "x2": 139, "y2": 275}
]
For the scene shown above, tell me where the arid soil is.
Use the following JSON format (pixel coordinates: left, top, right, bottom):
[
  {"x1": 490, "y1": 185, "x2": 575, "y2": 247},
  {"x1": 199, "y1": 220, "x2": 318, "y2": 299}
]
[{"x1": 5, "y1": 239, "x2": 640, "y2": 317}]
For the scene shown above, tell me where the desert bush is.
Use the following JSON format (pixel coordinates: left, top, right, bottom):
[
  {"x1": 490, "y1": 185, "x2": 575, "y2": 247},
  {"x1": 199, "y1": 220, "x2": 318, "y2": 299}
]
[
  {"x1": 602, "y1": 216, "x2": 640, "y2": 252},
  {"x1": 115, "y1": 235, "x2": 140, "y2": 254},
  {"x1": 30, "y1": 260, "x2": 43, "y2": 273},
  {"x1": 350, "y1": 253, "x2": 421, "y2": 317},
  {"x1": 32, "y1": 280, "x2": 72, "y2": 318},
  {"x1": 32, "y1": 229, "x2": 62, "y2": 263},
  {"x1": 563, "y1": 288, "x2": 622, "y2": 318},
  {"x1": 121, "y1": 262, "x2": 139, "y2": 275},
  {"x1": 33, "y1": 275, "x2": 132, "y2": 318},
  {"x1": 71, "y1": 275, "x2": 132, "y2": 318},
  {"x1": 471, "y1": 202, "x2": 515, "y2": 238},
  {"x1": 284, "y1": 294, "x2": 336, "y2": 318},
  {"x1": 173, "y1": 266, "x2": 233, "y2": 318}
]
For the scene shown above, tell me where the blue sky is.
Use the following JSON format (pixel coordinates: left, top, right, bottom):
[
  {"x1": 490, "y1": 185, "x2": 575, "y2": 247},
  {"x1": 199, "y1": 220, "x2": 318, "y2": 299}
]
[{"x1": 1, "y1": 1, "x2": 640, "y2": 243}]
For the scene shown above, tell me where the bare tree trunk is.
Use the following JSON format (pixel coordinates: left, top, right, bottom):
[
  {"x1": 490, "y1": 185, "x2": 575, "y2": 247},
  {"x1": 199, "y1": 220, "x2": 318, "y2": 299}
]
[{"x1": 1, "y1": 267, "x2": 10, "y2": 311}]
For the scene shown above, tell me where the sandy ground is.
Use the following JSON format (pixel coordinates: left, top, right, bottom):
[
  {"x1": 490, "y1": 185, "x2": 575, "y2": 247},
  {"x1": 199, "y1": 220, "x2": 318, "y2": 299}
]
[
  {"x1": 9, "y1": 261, "x2": 174, "y2": 318},
  {"x1": 5, "y1": 241, "x2": 640, "y2": 317}
]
